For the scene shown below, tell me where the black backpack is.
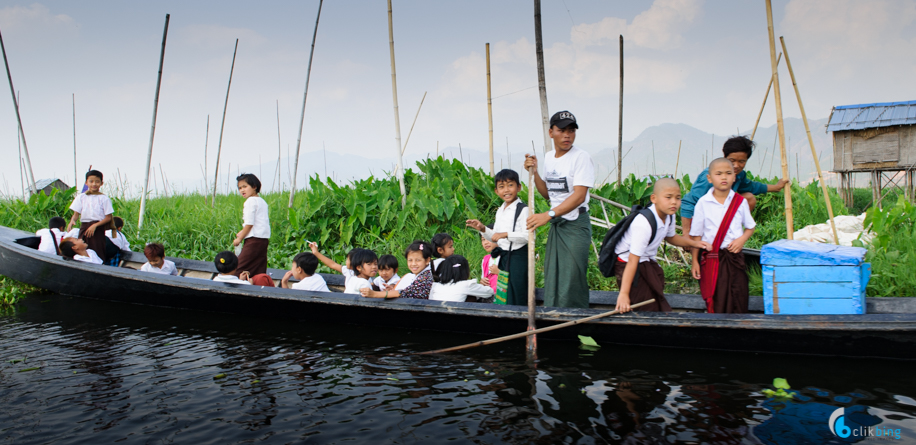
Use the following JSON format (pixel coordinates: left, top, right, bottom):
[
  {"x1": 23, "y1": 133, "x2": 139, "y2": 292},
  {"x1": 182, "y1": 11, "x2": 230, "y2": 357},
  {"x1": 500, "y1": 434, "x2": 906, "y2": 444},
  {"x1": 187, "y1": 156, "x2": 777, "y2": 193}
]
[{"x1": 597, "y1": 206, "x2": 671, "y2": 278}]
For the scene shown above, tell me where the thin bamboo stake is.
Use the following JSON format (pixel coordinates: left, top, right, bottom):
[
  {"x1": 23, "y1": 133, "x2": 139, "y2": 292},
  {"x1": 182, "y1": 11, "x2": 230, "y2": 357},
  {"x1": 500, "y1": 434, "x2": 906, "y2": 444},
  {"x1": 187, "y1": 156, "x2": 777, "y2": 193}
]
[
  {"x1": 780, "y1": 36, "x2": 837, "y2": 244},
  {"x1": 139, "y1": 14, "x2": 170, "y2": 229},
  {"x1": 486, "y1": 43, "x2": 495, "y2": 176},
  {"x1": 526, "y1": 165, "x2": 537, "y2": 358},
  {"x1": 17, "y1": 110, "x2": 24, "y2": 200},
  {"x1": 204, "y1": 115, "x2": 209, "y2": 194},
  {"x1": 211, "y1": 39, "x2": 238, "y2": 207},
  {"x1": 72, "y1": 93, "x2": 77, "y2": 189},
  {"x1": 289, "y1": 0, "x2": 323, "y2": 208},
  {"x1": 417, "y1": 299, "x2": 656, "y2": 355},
  {"x1": 534, "y1": 0, "x2": 550, "y2": 154},
  {"x1": 674, "y1": 140, "x2": 682, "y2": 178},
  {"x1": 387, "y1": 0, "x2": 407, "y2": 208},
  {"x1": 751, "y1": 52, "x2": 782, "y2": 141},
  {"x1": 617, "y1": 35, "x2": 624, "y2": 185},
  {"x1": 0, "y1": 27, "x2": 37, "y2": 194},
  {"x1": 401, "y1": 91, "x2": 427, "y2": 156},
  {"x1": 765, "y1": 0, "x2": 794, "y2": 238},
  {"x1": 275, "y1": 101, "x2": 281, "y2": 192},
  {"x1": 159, "y1": 163, "x2": 168, "y2": 198}
]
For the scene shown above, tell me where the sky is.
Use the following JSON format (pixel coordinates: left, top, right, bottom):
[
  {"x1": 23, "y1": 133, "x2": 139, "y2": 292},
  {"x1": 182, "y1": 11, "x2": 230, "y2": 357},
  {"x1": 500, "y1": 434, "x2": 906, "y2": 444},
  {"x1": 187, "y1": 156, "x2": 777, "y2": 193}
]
[{"x1": 1, "y1": 0, "x2": 915, "y2": 196}]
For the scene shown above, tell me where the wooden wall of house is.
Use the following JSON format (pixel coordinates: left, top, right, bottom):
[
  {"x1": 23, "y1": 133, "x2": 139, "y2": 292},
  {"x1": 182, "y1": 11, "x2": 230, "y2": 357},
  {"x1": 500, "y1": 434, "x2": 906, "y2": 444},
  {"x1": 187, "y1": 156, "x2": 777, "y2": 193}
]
[{"x1": 832, "y1": 125, "x2": 916, "y2": 172}]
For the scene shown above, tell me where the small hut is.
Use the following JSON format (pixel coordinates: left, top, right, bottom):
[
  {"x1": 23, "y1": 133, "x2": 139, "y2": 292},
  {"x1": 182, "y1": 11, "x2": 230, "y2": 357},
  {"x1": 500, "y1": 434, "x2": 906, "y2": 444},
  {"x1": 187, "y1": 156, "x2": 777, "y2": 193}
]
[
  {"x1": 827, "y1": 100, "x2": 916, "y2": 208},
  {"x1": 32, "y1": 178, "x2": 70, "y2": 196}
]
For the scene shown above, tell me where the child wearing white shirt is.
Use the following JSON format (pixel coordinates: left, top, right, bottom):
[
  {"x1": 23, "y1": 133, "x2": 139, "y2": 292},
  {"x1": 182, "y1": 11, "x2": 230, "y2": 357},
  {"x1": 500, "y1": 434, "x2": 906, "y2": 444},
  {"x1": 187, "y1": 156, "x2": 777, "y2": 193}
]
[
  {"x1": 342, "y1": 249, "x2": 378, "y2": 294},
  {"x1": 213, "y1": 251, "x2": 253, "y2": 285},
  {"x1": 140, "y1": 243, "x2": 178, "y2": 276},
  {"x1": 372, "y1": 255, "x2": 400, "y2": 290},
  {"x1": 281, "y1": 252, "x2": 331, "y2": 293},
  {"x1": 105, "y1": 216, "x2": 131, "y2": 251},
  {"x1": 310, "y1": 243, "x2": 356, "y2": 288},
  {"x1": 67, "y1": 170, "x2": 114, "y2": 263},
  {"x1": 430, "y1": 233, "x2": 455, "y2": 271},
  {"x1": 232, "y1": 174, "x2": 270, "y2": 277},
  {"x1": 58, "y1": 237, "x2": 103, "y2": 265},
  {"x1": 36, "y1": 216, "x2": 67, "y2": 255},
  {"x1": 429, "y1": 255, "x2": 495, "y2": 303}
]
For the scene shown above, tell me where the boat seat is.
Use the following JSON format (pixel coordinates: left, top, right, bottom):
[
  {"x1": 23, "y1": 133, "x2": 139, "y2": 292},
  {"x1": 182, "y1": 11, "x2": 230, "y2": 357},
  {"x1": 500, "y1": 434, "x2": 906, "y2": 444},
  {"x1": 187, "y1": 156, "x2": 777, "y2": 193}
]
[
  {"x1": 123, "y1": 261, "x2": 145, "y2": 269},
  {"x1": 184, "y1": 270, "x2": 217, "y2": 280}
]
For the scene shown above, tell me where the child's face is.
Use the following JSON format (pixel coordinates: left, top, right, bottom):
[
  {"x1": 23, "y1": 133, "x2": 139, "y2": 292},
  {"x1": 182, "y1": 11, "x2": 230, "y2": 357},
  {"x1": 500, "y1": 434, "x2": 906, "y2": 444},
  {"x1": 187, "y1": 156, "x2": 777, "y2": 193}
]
[
  {"x1": 495, "y1": 180, "x2": 520, "y2": 205},
  {"x1": 481, "y1": 237, "x2": 495, "y2": 253},
  {"x1": 650, "y1": 186, "x2": 682, "y2": 216},
  {"x1": 147, "y1": 255, "x2": 165, "y2": 268},
  {"x1": 725, "y1": 152, "x2": 749, "y2": 175},
  {"x1": 548, "y1": 125, "x2": 577, "y2": 152},
  {"x1": 356, "y1": 260, "x2": 378, "y2": 278},
  {"x1": 291, "y1": 262, "x2": 306, "y2": 279},
  {"x1": 438, "y1": 240, "x2": 455, "y2": 258},
  {"x1": 406, "y1": 251, "x2": 430, "y2": 274},
  {"x1": 85, "y1": 175, "x2": 103, "y2": 193},
  {"x1": 237, "y1": 180, "x2": 256, "y2": 198},
  {"x1": 378, "y1": 267, "x2": 395, "y2": 282},
  {"x1": 707, "y1": 161, "x2": 736, "y2": 192},
  {"x1": 68, "y1": 238, "x2": 88, "y2": 251}
]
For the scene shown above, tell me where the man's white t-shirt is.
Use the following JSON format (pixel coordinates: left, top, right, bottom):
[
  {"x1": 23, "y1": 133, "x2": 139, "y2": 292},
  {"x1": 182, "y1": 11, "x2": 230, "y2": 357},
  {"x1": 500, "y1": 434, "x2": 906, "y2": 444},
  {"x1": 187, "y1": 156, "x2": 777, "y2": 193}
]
[
  {"x1": 242, "y1": 196, "x2": 271, "y2": 239},
  {"x1": 615, "y1": 204, "x2": 676, "y2": 263},
  {"x1": 292, "y1": 274, "x2": 331, "y2": 292},
  {"x1": 543, "y1": 146, "x2": 595, "y2": 221}
]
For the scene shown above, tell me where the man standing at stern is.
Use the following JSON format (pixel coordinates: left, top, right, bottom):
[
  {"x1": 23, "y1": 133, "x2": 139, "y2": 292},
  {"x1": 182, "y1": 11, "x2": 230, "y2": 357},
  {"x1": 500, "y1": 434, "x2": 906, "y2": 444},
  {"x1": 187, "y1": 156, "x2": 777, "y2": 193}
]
[{"x1": 524, "y1": 111, "x2": 596, "y2": 308}]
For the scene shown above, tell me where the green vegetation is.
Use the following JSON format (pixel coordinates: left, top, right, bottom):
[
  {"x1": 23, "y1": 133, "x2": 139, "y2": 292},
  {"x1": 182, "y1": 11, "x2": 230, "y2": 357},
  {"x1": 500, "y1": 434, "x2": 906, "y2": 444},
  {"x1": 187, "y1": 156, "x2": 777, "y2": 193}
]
[{"x1": 856, "y1": 196, "x2": 916, "y2": 297}]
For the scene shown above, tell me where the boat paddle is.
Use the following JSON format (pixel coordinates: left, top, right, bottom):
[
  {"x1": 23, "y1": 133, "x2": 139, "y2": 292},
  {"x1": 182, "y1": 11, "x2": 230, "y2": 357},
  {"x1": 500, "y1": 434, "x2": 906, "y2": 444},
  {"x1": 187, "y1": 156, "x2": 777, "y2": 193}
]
[{"x1": 414, "y1": 299, "x2": 655, "y2": 355}]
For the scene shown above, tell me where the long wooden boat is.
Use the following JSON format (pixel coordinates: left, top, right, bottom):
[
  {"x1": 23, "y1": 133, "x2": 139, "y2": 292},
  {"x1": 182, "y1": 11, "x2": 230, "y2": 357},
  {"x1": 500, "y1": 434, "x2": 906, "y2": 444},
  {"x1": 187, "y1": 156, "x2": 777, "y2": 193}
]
[{"x1": 1, "y1": 225, "x2": 914, "y2": 359}]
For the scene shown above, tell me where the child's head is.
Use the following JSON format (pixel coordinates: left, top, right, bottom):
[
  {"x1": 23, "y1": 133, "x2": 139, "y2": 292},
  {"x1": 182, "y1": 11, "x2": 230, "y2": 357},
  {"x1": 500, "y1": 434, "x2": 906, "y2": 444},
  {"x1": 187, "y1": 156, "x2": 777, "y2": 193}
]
[
  {"x1": 650, "y1": 177, "x2": 682, "y2": 217},
  {"x1": 292, "y1": 252, "x2": 319, "y2": 279},
  {"x1": 144, "y1": 243, "x2": 166, "y2": 268},
  {"x1": 236, "y1": 173, "x2": 261, "y2": 198},
  {"x1": 707, "y1": 158, "x2": 736, "y2": 193},
  {"x1": 112, "y1": 216, "x2": 124, "y2": 231},
  {"x1": 85, "y1": 170, "x2": 104, "y2": 192},
  {"x1": 215, "y1": 251, "x2": 239, "y2": 274},
  {"x1": 433, "y1": 255, "x2": 470, "y2": 284},
  {"x1": 480, "y1": 224, "x2": 495, "y2": 253},
  {"x1": 548, "y1": 110, "x2": 577, "y2": 152},
  {"x1": 349, "y1": 248, "x2": 378, "y2": 279},
  {"x1": 494, "y1": 169, "x2": 521, "y2": 204},
  {"x1": 377, "y1": 254, "x2": 399, "y2": 282},
  {"x1": 431, "y1": 233, "x2": 454, "y2": 259},
  {"x1": 722, "y1": 136, "x2": 754, "y2": 175},
  {"x1": 49, "y1": 216, "x2": 66, "y2": 231},
  {"x1": 59, "y1": 238, "x2": 87, "y2": 259},
  {"x1": 404, "y1": 240, "x2": 433, "y2": 274}
]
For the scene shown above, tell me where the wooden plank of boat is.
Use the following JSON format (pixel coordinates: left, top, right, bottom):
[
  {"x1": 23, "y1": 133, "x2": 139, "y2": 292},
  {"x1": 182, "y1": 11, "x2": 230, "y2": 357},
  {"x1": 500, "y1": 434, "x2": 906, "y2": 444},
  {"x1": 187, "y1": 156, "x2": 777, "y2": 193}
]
[{"x1": 1, "y1": 225, "x2": 914, "y2": 359}]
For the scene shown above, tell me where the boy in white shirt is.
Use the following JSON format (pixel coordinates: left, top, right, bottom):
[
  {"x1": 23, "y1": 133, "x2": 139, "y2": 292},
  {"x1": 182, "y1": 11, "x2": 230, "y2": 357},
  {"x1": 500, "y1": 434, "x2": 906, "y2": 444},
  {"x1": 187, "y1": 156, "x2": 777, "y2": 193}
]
[
  {"x1": 310, "y1": 243, "x2": 355, "y2": 287},
  {"x1": 105, "y1": 216, "x2": 131, "y2": 251},
  {"x1": 232, "y1": 174, "x2": 270, "y2": 277},
  {"x1": 614, "y1": 178, "x2": 711, "y2": 313},
  {"x1": 67, "y1": 170, "x2": 114, "y2": 263},
  {"x1": 36, "y1": 217, "x2": 67, "y2": 255},
  {"x1": 282, "y1": 252, "x2": 331, "y2": 292},
  {"x1": 372, "y1": 255, "x2": 400, "y2": 290},
  {"x1": 466, "y1": 168, "x2": 529, "y2": 305},
  {"x1": 140, "y1": 243, "x2": 179, "y2": 276},
  {"x1": 58, "y1": 238, "x2": 104, "y2": 265},
  {"x1": 689, "y1": 158, "x2": 756, "y2": 314}
]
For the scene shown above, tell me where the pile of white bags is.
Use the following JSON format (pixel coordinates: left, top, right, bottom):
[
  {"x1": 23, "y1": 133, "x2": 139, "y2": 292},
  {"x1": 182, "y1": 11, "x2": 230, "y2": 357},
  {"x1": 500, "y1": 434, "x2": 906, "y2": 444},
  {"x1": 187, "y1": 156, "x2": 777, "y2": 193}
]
[{"x1": 792, "y1": 213, "x2": 874, "y2": 246}]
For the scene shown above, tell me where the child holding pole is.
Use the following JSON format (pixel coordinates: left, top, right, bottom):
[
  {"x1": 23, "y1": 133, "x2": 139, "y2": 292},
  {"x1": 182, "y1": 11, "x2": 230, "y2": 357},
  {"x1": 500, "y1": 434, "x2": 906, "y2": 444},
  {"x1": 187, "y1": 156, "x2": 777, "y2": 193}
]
[
  {"x1": 67, "y1": 170, "x2": 114, "y2": 262},
  {"x1": 232, "y1": 174, "x2": 270, "y2": 277}
]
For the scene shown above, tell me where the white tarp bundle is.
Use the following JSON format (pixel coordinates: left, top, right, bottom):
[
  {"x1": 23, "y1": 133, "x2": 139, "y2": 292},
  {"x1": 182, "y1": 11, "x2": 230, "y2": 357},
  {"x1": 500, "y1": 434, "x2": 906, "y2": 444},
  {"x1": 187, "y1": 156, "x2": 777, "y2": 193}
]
[{"x1": 792, "y1": 213, "x2": 874, "y2": 246}]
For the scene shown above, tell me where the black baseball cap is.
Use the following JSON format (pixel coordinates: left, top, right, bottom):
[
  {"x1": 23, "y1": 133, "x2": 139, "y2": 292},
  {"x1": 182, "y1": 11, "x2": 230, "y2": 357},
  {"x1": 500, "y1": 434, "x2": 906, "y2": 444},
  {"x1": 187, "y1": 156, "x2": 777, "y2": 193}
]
[{"x1": 549, "y1": 110, "x2": 578, "y2": 129}]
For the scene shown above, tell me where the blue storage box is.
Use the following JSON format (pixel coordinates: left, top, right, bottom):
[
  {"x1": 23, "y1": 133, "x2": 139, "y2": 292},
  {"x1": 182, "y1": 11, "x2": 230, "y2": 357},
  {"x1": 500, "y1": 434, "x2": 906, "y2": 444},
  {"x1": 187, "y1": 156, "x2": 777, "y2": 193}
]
[{"x1": 760, "y1": 240, "x2": 871, "y2": 315}]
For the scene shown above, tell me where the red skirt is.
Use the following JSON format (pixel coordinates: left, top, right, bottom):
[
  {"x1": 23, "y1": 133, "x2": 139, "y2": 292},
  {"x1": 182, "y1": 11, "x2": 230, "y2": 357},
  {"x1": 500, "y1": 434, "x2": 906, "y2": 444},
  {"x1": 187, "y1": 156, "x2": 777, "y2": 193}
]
[
  {"x1": 613, "y1": 260, "x2": 672, "y2": 312},
  {"x1": 235, "y1": 237, "x2": 269, "y2": 277},
  {"x1": 712, "y1": 249, "x2": 749, "y2": 314}
]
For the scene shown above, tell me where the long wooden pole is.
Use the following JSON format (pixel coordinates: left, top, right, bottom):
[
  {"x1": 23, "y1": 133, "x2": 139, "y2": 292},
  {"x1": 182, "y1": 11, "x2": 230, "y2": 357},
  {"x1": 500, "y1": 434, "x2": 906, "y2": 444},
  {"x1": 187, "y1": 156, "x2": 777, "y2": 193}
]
[
  {"x1": 417, "y1": 299, "x2": 656, "y2": 355},
  {"x1": 750, "y1": 52, "x2": 781, "y2": 141},
  {"x1": 674, "y1": 140, "x2": 682, "y2": 178},
  {"x1": 211, "y1": 39, "x2": 238, "y2": 207},
  {"x1": 486, "y1": 43, "x2": 495, "y2": 175},
  {"x1": 138, "y1": 14, "x2": 170, "y2": 229},
  {"x1": 401, "y1": 91, "x2": 427, "y2": 155},
  {"x1": 526, "y1": 165, "x2": 537, "y2": 358},
  {"x1": 781, "y1": 36, "x2": 837, "y2": 244},
  {"x1": 289, "y1": 0, "x2": 323, "y2": 208},
  {"x1": 765, "y1": 0, "x2": 793, "y2": 238},
  {"x1": 204, "y1": 115, "x2": 209, "y2": 194},
  {"x1": 533, "y1": 0, "x2": 550, "y2": 154},
  {"x1": 0, "y1": 26, "x2": 37, "y2": 194},
  {"x1": 388, "y1": 0, "x2": 407, "y2": 208},
  {"x1": 72, "y1": 93, "x2": 77, "y2": 188},
  {"x1": 617, "y1": 35, "x2": 624, "y2": 185}
]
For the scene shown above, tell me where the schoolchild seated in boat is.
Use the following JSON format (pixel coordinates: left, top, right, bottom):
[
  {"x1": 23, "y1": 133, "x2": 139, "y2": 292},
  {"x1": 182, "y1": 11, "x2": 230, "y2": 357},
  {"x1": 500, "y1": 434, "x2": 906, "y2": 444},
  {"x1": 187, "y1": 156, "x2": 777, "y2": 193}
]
[
  {"x1": 212, "y1": 251, "x2": 275, "y2": 286},
  {"x1": 282, "y1": 252, "x2": 330, "y2": 292},
  {"x1": 36, "y1": 216, "x2": 66, "y2": 255},
  {"x1": 140, "y1": 242, "x2": 178, "y2": 276},
  {"x1": 361, "y1": 240, "x2": 434, "y2": 300},
  {"x1": 614, "y1": 178, "x2": 711, "y2": 313},
  {"x1": 310, "y1": 242, "x2": 356, "y2": 287},
  {"x1": 429, "y1": 255, "x2": 495, "y2": 303},
  {"x1": 373, "y1": 254, "x2": 400, "y2": 291},
  {"x1": 58, "y1": 237, "x2": 104, "y2": 265},
  {"x1": 430, "y1": 233, "x2": 455, "y2": 270},
  {"x1": 105, "y1": 216, "x2": 131, "y2": 252},
  {"x1": 343, "y1": 248, "x2": 378, "y2": 294}
]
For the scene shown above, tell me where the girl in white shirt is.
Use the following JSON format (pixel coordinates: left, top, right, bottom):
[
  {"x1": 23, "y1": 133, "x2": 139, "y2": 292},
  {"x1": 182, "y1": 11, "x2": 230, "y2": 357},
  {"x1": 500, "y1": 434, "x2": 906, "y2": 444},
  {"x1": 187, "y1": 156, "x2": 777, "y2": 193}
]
[
  {"x1": 430, "y1": 233, "x2": 455, "y2": 270},
  {"x1": 343, "y1": 249, "x2": 378, "y2": 294},
  {"x1": 232, "y1": 174, "x2": 271, "y2": 278},
  {"x1": 140, "y1": 243, "x2": 179, "y2": 276},
  {"x1": 58, "y1": 238, "x2": 103, "y2": 265},
  {"x1": 429, "y1": 255, "x2": 495, "y2": 303},
  {"x1": 36, "y1": 216, "x2": 67, "y2": 255},
  {"x1": 213, "y1": 251, "x2": 253, "y2": 285}
]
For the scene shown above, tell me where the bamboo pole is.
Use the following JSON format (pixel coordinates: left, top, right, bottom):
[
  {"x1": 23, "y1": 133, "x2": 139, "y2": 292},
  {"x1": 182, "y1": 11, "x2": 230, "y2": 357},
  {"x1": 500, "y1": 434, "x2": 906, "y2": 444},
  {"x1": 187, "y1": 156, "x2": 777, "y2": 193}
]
[
  {"x1": 0, "y1": 27, "x2": 37, "y2": 194},
  {"x1": 534, "y1": 0, "x2": 550, "y2": 154},
  {"x1": 765, "y1": 0, "x2": 794, "y2": 238},
  {"x1": 526, "y1": 165, "x2": 537, "y2": 359},
  {"x1": 72, "y1": 93, "x2": 77, "y2": 188},
  {"x1": 204, "y1": 115, "x2": 209, "y2": 194},
  {"x1": 401, "y1": 91, "x2": 427, "y2": 156},
  {"x1": 387, "y1": 0, "x2": 407, "y2": 208},
  {"x1": 486, "y1": 43, "x2": 495, "y2": 175},
  {"x1": 275, "y1": 101, "x2": 281, "y2": 192},
  {"x1": 289, "y1": 0, "x2": 323, "y2": 208},
  {"x1": 211, "y1": 39, "x2": 238, "y2": 207},
  {"x1": 617, "y1": 35, "x2": 624, "y2": 185},
  {"x1": 674, "y1": 140, "x2": 682, "y2": 178},
  {"x1": 138, "y1": 14, "x2": 170, "y2": 229},
  {"x1": 751, "y1": 52, "x2": 782, "y2": 141},
  {"x1": 780, "y1": 36, "x2": 837, "y2": 244}
]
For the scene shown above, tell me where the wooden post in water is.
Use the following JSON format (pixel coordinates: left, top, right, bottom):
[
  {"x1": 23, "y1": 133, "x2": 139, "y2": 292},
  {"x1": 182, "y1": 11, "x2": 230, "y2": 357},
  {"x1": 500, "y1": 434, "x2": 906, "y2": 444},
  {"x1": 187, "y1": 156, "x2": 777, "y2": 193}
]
[
  {"x1": 765, "y1": 0, "x2": 794, "y2": 238},
  {"x1": 289, "y1": 0, "x2": 323, "y2": 208},
  {"x1": 139, "y1": 14, "x2": 170, "y2": 229},
  {"x1": 534, "y1": 0, "x2": 550, "y2": 154},
  {"x1": 0, "y1": 27, "x2": 37, "y2": 194},
  {"x1": 617, "y1": 35, "x2": 624, "y2": 185},
  {"x1": 486, "y1": 43, "x2": 494, "y2": 175},
  {"x1": 387, "y1": 0, "x2": 407, "y2": 208},
  {"x1": 751, "y1": 52, "x2": 781, "y2": 141},
  {"x1": 526, "y1": 165, "x2": 537, "y2": 359},
  {"x1": 211, "y1": 39, "x2": 238, "y2": 207},
  {"x1": 72, "y1": 93, "x2": 77, "y2": 188}
]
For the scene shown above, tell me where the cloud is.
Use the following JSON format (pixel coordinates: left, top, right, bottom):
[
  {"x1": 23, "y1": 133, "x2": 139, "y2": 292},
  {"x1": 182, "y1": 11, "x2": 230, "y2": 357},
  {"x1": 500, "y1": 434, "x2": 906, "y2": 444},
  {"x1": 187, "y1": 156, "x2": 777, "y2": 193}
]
[
  {"x1": 0, "y1": 3, "x2": 77, "y2": 47},
  {"x1": 570, "y1": 0, "x2": 703, "y2": 50}
]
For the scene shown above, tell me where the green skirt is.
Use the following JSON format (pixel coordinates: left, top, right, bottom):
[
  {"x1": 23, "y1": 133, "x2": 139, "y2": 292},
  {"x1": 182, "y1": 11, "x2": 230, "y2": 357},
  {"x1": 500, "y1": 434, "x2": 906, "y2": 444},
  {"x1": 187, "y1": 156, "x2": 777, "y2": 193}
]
[
  {"x1": 543, "y1": 211, "x2": 592, "y2": 308},
  {"x1": 493, "y1": 246, "x2": 529, "y2": 307}
]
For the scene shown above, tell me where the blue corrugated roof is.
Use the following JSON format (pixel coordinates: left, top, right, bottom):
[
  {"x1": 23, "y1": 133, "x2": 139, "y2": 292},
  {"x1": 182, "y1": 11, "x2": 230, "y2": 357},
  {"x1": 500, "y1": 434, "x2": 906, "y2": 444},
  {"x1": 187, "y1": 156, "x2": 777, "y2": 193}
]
[{"x1": 827, "y1": 100, "x2": 916, "y2": 131}]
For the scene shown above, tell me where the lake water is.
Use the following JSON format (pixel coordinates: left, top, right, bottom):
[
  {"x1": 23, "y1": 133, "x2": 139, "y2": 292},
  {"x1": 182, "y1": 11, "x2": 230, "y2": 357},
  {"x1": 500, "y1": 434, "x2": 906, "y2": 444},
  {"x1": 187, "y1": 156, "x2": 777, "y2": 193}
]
[{"x1": 1, "y1": 294, "x2": 914, "y2": 444}]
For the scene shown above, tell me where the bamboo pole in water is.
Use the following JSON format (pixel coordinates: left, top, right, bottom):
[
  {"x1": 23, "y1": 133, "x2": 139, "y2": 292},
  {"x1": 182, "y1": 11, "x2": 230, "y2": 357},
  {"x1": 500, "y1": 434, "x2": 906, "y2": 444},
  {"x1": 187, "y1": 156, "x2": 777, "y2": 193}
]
[
  {"x1": 534, "y1": 0, "x2": 550, "y2": 154},
  {"x1": 617, "y1": 35, "x2": 624, "y2": 185},
  {"x1": 204, "y1": 115, "x2": 209, "y2": 193},
  {"x1": 0, "y1": 27, "x2": 37, "y2": 194},
  {"x1": 751, "y1": 52, "x2": 781, "y2": 141},
  {"x1": 486, "y1": 43, "x2": 494, "y2": 175},
  {"x1": 211, "y1": 39, "x2": 238, "y2": 207},
  {"x1": 402, "y1": 91, "x2": 427, "y2": 156},
  {"x1": 387, "y1": 0, "x2": 407, "y2": 208},
  {"x1": 765, "y1": 0, "x2": 794, "y2": 238},
  {"x1": 72, "y1": 93, "x2": 77, "y2": 188},
  {"x1": 139, "y1": 14, "x2": 170, "y2": 229},
  {"x1": 289, "y1": 0, "x2": 323, "y2": 208},
  {"x1": 527, "y1": 159, "x2": 537, "y2": 359}
]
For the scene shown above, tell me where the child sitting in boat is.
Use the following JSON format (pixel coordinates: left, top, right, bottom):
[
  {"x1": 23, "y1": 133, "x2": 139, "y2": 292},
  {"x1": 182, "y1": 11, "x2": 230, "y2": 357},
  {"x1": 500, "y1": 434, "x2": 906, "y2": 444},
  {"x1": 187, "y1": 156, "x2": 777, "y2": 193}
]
[
  {"x1": 361, "y1": 240, "x2": 434, "y2": 300},
  {"x1": 36, "y1": 216, "x2": 66, "y2": 255},
  {"x1": 343, "y1": 248, "x2": 378, "y2": 294},
  {"x1": 105, "y1": 217, "x2": 131, "y2": 252},
  {"x1": 429, "y1": 255, "x2": 495, "y2": 303},
  {"x1": 140, "y1": 243, "x2": 178, "y2": 276},
  {"x1": 690, "y1": 158, "x2": 756, "y2": 314},
  {"x1": 373, "y1": 254, "x2": 400, "y2": 290},
  {"x1": 430, "y1": 233, "x2": 455, "y2": 270},
  {"x1": 213, "y1": 251, "x2": 262, "y2": 285},
  {"x1": 310, "y1": 243, "x2": 355, "y2": 287},
  {"x1": 58, "y1": 237, "x2": 104, "y2": 264},
  {"x1": 478, "y1": 228, "x2": 499, "y2": 293},
  {"x1": 67, "y1": 169, "x2": 114, "y2": 263},
  {"x1": 281, "y1": 252, "x2": 330, "y2": 292},
  {"x1": 232, "y1": 174, "x2": 270, "y2": 278}
]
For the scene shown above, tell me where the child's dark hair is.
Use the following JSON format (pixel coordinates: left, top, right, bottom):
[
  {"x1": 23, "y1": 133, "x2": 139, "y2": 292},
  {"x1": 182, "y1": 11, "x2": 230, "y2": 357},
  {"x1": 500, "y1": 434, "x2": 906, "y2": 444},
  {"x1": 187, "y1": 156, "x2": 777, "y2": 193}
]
[
  {"x1": 215, "y1": 251, "x2": 239, "y2": 274},
  {"x1": 722, "y1": 136, "x2": 755, "y2": 159},
  {"x1": 112, "y1": 216, "x2": 124, "y2": 230},
  {"x1": 349, "y1": 248, "x2": 378, "y2": 275},
  {"x1": 430, "y1": 233, "x2": 453, "y2": 258},
  {"x1": 236, "y1": 173, "x2": 261, "y2": 193},
  {"x1": 494, "y1": 169, "x2": 520, "y2": 187},
  {"x1": 293, "y1": 252, "x2": 319, "y2": 275},
  {"x1": 85, "y1": 170, "x2": 103, "y2": 181},
  {"x1": 404, "y1": 240, "x2": 433, "y2": 260},
  {"x1": 144, "y1": 243, "x2": 165, "y2": 259},
  {"x1": 377, "y1": 254, "x2": 399, "y2": 271},
  {"x1": 49, "y1": 216, "x2": 66, "y2": 230},
  {"x1": 433, "y1": 255, "x2": 470, "y2": 284},
  {"x1": 59, "y1": 239, "x2": 77, "y2": 259}
]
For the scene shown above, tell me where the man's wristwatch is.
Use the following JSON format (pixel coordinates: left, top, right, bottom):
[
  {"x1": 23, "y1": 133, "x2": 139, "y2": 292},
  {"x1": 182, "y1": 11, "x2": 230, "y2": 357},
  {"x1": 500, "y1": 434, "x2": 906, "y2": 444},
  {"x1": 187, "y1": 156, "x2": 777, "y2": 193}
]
[{"x1": 547, "y1": 210, "x2": 556, "y2": 217}]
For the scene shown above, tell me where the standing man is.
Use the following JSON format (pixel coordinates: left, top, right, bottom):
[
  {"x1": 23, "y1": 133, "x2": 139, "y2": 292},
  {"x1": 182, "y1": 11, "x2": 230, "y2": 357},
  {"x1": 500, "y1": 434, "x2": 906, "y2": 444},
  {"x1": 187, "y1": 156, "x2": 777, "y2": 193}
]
[{"x1": 524, "y1": 111, "x2": 596, "y2": 308}]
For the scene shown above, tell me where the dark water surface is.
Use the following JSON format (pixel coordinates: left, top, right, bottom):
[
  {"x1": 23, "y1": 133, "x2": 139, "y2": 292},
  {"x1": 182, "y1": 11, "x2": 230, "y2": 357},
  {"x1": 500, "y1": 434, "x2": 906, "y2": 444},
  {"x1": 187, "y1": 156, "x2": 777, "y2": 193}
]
[{"x1": 1, "y1": 295, "x2": 914, "y2": 444}]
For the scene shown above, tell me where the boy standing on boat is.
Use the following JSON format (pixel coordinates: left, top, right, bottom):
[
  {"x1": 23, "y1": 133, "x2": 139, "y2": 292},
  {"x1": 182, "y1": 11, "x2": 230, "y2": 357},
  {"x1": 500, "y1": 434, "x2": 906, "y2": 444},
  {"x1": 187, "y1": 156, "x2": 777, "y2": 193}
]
[
  {"x1": 233, "y1": 174, "x2": 270, "y2": 277},
  {"x1": 524, "y1": 111, "x2": 595, "y2": 308},
  {"x1": 67, "y1": 170, "x2": 114, "y2": 262}
]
